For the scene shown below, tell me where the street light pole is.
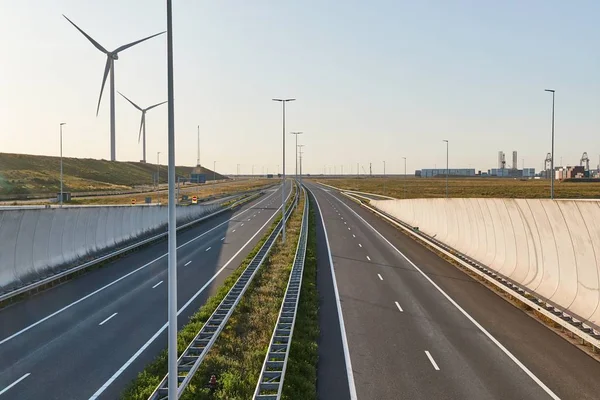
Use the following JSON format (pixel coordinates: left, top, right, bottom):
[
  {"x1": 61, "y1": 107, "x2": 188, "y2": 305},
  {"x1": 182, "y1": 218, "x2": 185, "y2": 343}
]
[
  {"x1": 443, "y1": 140, "x2": 449, "y2": 198},
  {"x1": 383, "y1": 160, "x2": 386, "y2": 194},
  {"x1": 165, "y1": 1, "x2": 177, "y2": 397},
  {"x1": 297, "y1": 144, "x2": 305, "y2": 186},
  {"x1": 403, "y1": 156, "x2": 407, "y2": 198},
  {"x1": 290, "y1": 132, "x2": 303, "y2": 180},
  {"x1": 157, "y1": 151, "x2": 161, "y2": 205},
  {"x1": 213, "y1": 161, "x2": 217, "y2": 182},
  {"x1": 59, "y1": 123, "x2": 66, "y2": 207},
  {"x1": 545, "y1": 89, "x2": 555, "y2": 199},
  {"x1": 273, "y1": 98, "x2": 295, "y2": 243}
]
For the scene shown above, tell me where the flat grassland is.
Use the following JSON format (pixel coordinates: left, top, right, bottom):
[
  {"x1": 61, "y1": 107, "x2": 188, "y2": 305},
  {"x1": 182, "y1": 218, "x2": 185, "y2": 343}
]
[{"x1": 314, "y1": 177, "x2": 600, "y2": 199}]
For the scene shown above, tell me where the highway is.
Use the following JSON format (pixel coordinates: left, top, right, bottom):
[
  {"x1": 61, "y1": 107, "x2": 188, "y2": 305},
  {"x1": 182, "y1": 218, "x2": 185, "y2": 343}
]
[
  {"x1": 0, "y1": 182, "x2": 292, "y2": 399},
  {"x1": 307, "y1": 182, "x2": 600, "y2": 400}
]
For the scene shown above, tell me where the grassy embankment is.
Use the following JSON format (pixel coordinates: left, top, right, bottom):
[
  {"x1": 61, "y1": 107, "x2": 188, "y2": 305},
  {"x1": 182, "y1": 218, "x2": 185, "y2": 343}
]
[
  {"x1": 0, "y1": 152, "x2": 226, "y2": 197},
  {"x1": 122, "y1": 187, "x2": 318, "y2": 399},
  {"x1": 317, "y1": 177, "x2": 600, "y2": 199}
]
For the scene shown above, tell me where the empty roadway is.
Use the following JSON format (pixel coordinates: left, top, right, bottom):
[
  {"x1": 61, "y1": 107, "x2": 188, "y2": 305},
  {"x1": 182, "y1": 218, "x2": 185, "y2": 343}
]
[
  {"x1": 307, "y1": 182, "x2": 600, "y2": 400},
  {"x1": 0, "y1": 182, "x2": 291, "y2": 399}
]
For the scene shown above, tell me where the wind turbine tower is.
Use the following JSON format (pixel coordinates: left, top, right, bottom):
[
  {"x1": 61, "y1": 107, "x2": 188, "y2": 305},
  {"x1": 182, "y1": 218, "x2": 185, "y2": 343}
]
[
  {"x1": 63, "y1": 15, "x2": 165, "y2": 161},
  {"x1": 118, "y1": 92, "x2": 166, "y2": 163}
]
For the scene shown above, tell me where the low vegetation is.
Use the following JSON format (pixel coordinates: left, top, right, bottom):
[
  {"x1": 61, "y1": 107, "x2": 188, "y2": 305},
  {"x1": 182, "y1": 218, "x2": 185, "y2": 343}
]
[
  {"x1": 316, "y1": 176, "x2": 600, "y2": 199},
  {"x1": 0, "y1": 152, "x2": 227, "y2": 198}
]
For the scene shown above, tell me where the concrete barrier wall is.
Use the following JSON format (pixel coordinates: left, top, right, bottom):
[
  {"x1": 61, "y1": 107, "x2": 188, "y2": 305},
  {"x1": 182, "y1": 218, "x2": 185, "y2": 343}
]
[
  {"x1": 0, "y1": 203, "x2": 220, "y2": 290},
  {"x1": 371, "y1": 198, "x2": 600, "y2": 329}
]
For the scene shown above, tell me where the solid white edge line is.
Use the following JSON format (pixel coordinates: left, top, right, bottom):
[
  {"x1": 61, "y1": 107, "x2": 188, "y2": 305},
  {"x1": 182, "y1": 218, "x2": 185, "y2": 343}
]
[
  {"x1": 88, "y1": 185, "x2": 290, "y2": 400},
  {"x1": 425, "y1": 350, "x2": 440, "y2": 371},
  {"x1": 328, "y1": 190, "x2": 561, "y2": 400},
  {"x1": 395, "y1": 301, "x2": 403, "y2": 312},
  {"x1": 377, "y1": 273, "x2": 383, "y2": 281},
  {"x1": 152, "y1": 281, "x2": 164, "y2": 289},
  {"x1": 0, "y1": 373, "x2": 31, "y2": 396},
  {"x1": 0, "y1": 187, "x2": 279, "y2": 347},
  {"x1": 184, "y1": 261, "x2": 192, "y2": 267},
  {"x1": 99, "y1": 313, "x2": 118, "y2": 326},
  {"x1": 309, "y1": 187, "x2": 358, "y2": 400}
]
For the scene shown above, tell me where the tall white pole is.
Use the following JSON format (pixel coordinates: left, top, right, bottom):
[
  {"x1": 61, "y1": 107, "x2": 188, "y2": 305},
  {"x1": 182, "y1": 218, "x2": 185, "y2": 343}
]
[
  {"x1": 197, "y1": 124, "x2": 200, "y2": 167},
  {"x1": 110, "y1": 59, "x2": 116, "y2": 161},
  {"x1": 282, "y1": 102, "x2": 286, "y2": 242},
  {"x1": 545, "y1": 89, "x2": 555, "y2": 199},
  {"x1": 157, "y1": 152, "x2": 161, "y2": 205},
  {"x1": 142, "y1": 112, "x2": 147, "y2": 163},
  {"x1": 403, "y1": 156, "x2": 407, "y2": 198},
  {"x1": 60, "y1": 123, "x2": 66, "y2": 207},
  {"x1": 443, "y1": 140, "x2": 449, "y2": 198},
  {"x1": 166, "y1": 0, "x2": 178, "y2": 398},
  {"x1": 273, "y1": 98, "x2": 295, "y2": 243}
]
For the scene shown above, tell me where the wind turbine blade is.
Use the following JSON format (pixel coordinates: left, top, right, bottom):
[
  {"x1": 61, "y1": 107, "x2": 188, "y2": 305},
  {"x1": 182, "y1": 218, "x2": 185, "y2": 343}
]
[
  {"x1": 114, "y1": 31, "x2": 166, "y2": 54},
  {"x1": 63, "y1": 15, "x2": 108, "y2": 54},
  {"x1": 96, "y1": 57, "x2": 111, "y2": 116},
  {"x1": 138, "y1": 113, "x2": 145, "y2": 143},
  {"x1": 118, "y1": 91, "x2": 143, "y2": 111},
  {"x1": 145, "y1": 100, "x2": 168, "y2": 111}
]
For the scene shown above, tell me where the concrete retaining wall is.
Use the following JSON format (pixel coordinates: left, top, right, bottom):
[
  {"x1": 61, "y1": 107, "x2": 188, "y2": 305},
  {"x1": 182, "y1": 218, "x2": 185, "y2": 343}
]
[
  {"x1": 371, "y1": 198, "x2": 600, "y2": 329},
  {"x1": 0, "y1": 203, "x2": 220, "y2": 290}
]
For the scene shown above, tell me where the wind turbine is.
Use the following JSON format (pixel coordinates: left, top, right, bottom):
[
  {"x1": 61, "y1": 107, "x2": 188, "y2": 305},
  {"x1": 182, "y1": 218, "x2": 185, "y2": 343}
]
[
  {"x1": 118, "y1": 92, "x2": 167, "y2": 163},
  {"x1": 63, "y1": 15, "x2": 165, "y2": 161}
]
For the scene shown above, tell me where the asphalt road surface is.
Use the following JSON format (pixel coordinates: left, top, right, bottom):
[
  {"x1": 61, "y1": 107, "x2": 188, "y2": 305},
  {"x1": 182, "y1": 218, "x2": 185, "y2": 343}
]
[
  {"x1": 307, "y1": 182, "x2": 600, "y2": 400},
  {"x1": 0, "y1": 182, "x2": 291, "y2": 399}
]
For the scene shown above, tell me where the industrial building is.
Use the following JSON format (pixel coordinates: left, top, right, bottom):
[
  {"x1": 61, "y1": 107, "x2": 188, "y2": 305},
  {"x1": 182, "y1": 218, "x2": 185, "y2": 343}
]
[
  {"x1": 488, "y1": 168, "x2": 535, "y2": 177},
  {"x1": 417, "y1": 168, "x2": 476, "y2": 177}
]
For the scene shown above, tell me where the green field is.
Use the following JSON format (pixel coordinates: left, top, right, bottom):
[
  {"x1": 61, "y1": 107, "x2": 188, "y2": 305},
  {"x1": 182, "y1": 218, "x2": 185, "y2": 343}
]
[
  {"x1": 315, "y1": 177, "x2": 600, "y2": 199},
  {"x1": 0, "y1": 152, "x2": 226, "y2": 197}
]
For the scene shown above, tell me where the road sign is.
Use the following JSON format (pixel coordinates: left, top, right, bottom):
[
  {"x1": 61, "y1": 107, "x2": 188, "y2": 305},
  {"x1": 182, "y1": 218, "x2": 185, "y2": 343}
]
[
  {"x1": 131, "y1": 199, "x2": 136, "y2": 205},
  {"x1": 192, "y1": 196, "x2": 198, "y2": 204}
]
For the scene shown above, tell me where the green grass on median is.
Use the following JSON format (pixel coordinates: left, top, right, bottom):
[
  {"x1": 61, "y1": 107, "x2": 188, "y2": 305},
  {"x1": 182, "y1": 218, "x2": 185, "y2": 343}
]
[
  {"x1": 281, "y1": 194, "x2": 319, "y2": 400},
  {"x1": 121, "y1": 186, "x2": 297, "y2": 400}
]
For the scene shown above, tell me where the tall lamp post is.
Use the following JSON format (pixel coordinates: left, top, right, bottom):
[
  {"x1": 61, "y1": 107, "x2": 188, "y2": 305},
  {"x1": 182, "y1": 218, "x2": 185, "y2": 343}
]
[
  {"x1": 165, "y1": 1, "x2": 177, "y2": 397},
  {"x1": 545, "y1": 89, "x2": 555, "y2": 199},
  {"x1": 290, "y1": 132, "x2": 303, "y2": 180},
  {"x1": 402, "y1": 156, "x2": 407, "y2": 198},
  {"x1": 297, "y1": 144, "x2": 305, "y2": 186},
  {"x1": 273, "y1": 98, "x2": 295, "y2": 243},
  {"x1": 59, "y1": 122, "x2": 66, "y2": 207},
  {"x1": 443, "y1": 140, "x2": 449, "y2": 198},
  {"x1": 157, "y1": 151, "x2": 161, "y2": 205}
]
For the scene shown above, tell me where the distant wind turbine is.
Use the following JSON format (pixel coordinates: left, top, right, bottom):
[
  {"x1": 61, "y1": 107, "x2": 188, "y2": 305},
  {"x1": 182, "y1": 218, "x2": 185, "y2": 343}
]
[
  {"x1": 63, "y1": 15, "x2": 165, "y2": 161},
  {"x1": 118, "y1": 92, "x2": 167, "y2": 163}
]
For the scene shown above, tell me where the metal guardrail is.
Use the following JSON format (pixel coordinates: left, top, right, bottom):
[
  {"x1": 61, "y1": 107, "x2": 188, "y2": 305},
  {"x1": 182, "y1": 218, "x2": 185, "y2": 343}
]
[
  {"x1": 340, "y1": 190, "x2": 600, "y2": 349},
  {"x1": 0, "y1": 192, "x2": 262, "y2": 304},
  {"x1": 253, "y1": 186, "x2": 308, "y2": 399},
  {"x1": 148, "y1": 184, "x2": 299, "y2": 400}
]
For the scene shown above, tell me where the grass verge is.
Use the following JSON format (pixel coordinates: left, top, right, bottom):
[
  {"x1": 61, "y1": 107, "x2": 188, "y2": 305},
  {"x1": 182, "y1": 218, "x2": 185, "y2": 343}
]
[
  {"x1": 281, "y1": 193, "x2": 318, "y2": 400},
  {"x1": 121, "y1": 186, "x2": 297, "y2": 399}
]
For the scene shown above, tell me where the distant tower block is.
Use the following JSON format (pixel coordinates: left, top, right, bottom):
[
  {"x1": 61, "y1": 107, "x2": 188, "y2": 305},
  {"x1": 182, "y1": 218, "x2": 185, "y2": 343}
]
[
  {"x1": 498, "y1": 151, "x2": 505, "y2": 169},
  {"x1": 513, "y1": 151, "x2": 518, "y2": 170}
]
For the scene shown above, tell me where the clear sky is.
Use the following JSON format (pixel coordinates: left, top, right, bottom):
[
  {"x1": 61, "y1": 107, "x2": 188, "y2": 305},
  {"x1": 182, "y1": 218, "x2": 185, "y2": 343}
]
[{"x1": 1, "y1": 1, "x2": 599, "y2": 175}]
